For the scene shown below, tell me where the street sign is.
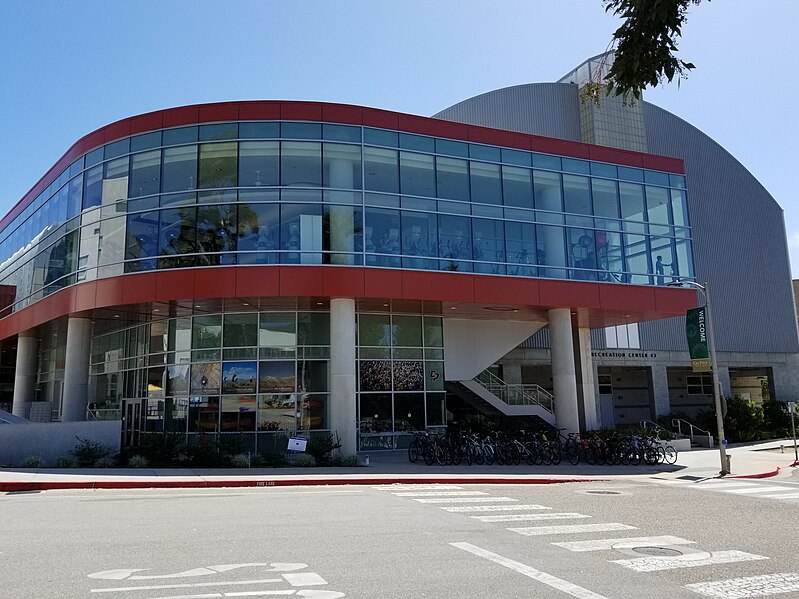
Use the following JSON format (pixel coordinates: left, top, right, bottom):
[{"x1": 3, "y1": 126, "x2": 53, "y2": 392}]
[{"x1": 788, "y1": 401, "x2": 795, "y2": 414}]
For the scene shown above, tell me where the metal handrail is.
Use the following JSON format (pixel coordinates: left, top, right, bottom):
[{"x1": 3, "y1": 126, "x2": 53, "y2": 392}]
[
  {"x1": 671, "y1": 418, "x2": 714, "y2": 447},
  {"x1": 474, "y1": 370, "x2": 555, "y2": 413},
  {"x1": 639, "y1": 420, "x2": 671, "y2": 438}
]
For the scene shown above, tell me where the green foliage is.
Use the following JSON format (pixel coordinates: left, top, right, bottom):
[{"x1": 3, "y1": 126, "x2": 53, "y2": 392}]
[
  {"x1": 329, "y1": 454, "x2": 359, "y2": 467},
  {"x1": 127, "y1": 454, "x2": 150, "y2": 468},
  {"x1": 603, "y1": 0, "x2": 705, "y2": 99},
  {"x1": 762, "y1": 400, "x2": 793, "y2": 438},
  {"x1": 71, "y1": 437, "x2": 114, "y2": 467},
  {"x1": 294, "y1": 454, "x2": 317, "y2": 467},
  {"x1": 132, "y1": 433, "x2": 187, "y2": 467},
  {"x1": 306, "y1": 433, "x2": 342, "y2": 465},
  {"x1": 254, "y1": 452, "x2": 288, "y2": 468},
  {"x1": 55, "y1": 455, "x2": 77, "y2": 468},
  {"x1": 184, "y1": 442, "x2": 229, "y2": 468},
  {"x1": 230, "y1": 453, "x2": 252, "y2": 468},
  {"x1": 701, "y1": 396, "x2": 766, "y2": 442},
  {"x1": 21, "y1": 456, "x2": 43, "y2": 468},
  {"x1": 93, "y1": 456, "x2": 117, "y2": 468}
]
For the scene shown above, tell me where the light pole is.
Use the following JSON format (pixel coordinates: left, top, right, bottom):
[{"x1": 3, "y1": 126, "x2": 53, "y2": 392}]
[{"x1": 667, "y1": 279, "x2": 729, "y2": 475}]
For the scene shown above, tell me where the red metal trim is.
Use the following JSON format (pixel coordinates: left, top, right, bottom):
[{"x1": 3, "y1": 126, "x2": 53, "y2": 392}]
[
  {"x1": 1, "y1": 101, "x2": 686, "y2": 233},
  {"x1": 0, "y1": 266, "x2": 697, "y2": 341}
]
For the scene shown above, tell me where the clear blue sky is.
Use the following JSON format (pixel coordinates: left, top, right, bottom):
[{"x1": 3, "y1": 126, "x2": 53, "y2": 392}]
[{"x1": 1, "y1": 1, "x2": 797, "y2": 274}]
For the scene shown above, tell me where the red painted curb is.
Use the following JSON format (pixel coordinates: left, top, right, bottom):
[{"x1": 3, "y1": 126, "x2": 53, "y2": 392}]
[
  {"x1": 723, "y1": 467, "x2": 781, "y2": 480},
  {"x1": 0, "y1": 476, "x2": 605, "y2": 493}
]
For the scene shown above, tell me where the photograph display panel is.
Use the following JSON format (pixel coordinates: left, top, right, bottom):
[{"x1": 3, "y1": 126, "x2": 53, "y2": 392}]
[
  {"x1": 190, "y1": 363, "x2": 221, "y2": 395},
  {"x1": 222, "y1": 361, "x2": 257, "y2": 394},
  {"x1": 258, "y1": 360, "x2": 296, "y2": 393}
]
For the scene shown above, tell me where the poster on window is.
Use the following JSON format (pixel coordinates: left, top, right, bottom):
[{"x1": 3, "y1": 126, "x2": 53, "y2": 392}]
[
  {"x1": 393, "y1": 361, "x2": 424, "y2": 391},
  {"x1": 359, "y1": 360, "x2": 392, "y2": 392},
  {"x1": 190, "y1": 362, "x2": 221, "y2": 395},
  {"x1": 258, "y1": 361, "x2": 296, "y2": 393},
  {"x1": 222, "y1": 361, "x2": 257, "y2": 394}
]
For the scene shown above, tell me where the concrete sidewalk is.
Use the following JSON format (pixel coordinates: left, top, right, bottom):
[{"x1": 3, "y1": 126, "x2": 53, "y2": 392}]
[{"x1": 1, "y1": 440, "x2": 796, "y2": 492}]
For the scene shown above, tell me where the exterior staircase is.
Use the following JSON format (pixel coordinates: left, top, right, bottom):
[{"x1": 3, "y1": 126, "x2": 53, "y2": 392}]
[{"x1": 446, "y1": 370, "x2": 556, "y2": 426}]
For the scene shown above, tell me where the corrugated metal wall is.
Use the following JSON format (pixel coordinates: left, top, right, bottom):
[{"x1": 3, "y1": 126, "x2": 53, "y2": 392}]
[{"x1": 434, "y1": 83, "x2": 799, "y2": 354}]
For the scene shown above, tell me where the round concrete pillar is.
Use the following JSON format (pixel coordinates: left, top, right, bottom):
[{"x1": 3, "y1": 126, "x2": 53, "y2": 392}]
[
  {"x1": 11, "y1": 333, "x2": 39, "y2": 418},
  {"x1": 61, "y1": 316, "x2": 92, "y2": 422},
  {"x1": 329, "y1": 298, "x2": 357, "y2": 455},
  {"x1": 549, "y1": 308, "x2": 580, "y2": 433}
]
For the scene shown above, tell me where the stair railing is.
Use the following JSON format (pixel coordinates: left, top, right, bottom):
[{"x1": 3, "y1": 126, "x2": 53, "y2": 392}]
[
  {"x1": 671, "y1": 418, "x2": 714, "y2": 447},
  {"x1": 473, "y1": 370, "x2": 554, "y2": 414}
]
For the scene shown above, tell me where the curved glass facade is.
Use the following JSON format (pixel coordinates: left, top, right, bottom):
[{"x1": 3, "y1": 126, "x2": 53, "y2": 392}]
[{"x1": 0, "y1": 120, "x2": 693, "y2": 313}]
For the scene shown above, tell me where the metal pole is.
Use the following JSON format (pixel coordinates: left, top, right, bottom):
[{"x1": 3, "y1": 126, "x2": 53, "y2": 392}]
[
  {"x1": 790, "y1": 405, "x2": 798, "y2": 464},
  {"x1": 704, "y1": 281, "x2": 729, "y2": 475}
]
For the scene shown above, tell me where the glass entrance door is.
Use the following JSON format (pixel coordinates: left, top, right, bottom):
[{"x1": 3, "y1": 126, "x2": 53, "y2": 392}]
[{"x1": 121, "y1": 399, "x2": 143, "y2": 447}]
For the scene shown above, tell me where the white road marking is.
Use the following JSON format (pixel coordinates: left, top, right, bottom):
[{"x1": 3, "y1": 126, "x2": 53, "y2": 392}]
[
  {"x1": 612, "y1": 550, "x2": 768, "y2": 572},
  {"x1": 510, "y1": 523, "x2": 636, "y2": 536},
  {"x1": 474, "y1": 512, "x2": 591, "y2": 523},
  {"x1": 440, "y1": 504, "x2": 551, "y2": 512},
  {"x1": 723, "y1": 486, "x2": 790, "y2": 495},
  {"x1": 685, "y1": 572, "x2": 799, "y2": 598},
  {"x1": 553, "y1": 535, "x2": 696, "y2": 552},
  {"x1": 282, "y1": 573, "x2": 327, "y2": 587},
  {"x1": 760, "y1": 492, "x2": 799, "y2": 499},
  {"x1": 392, "y1": 491, "x2": 487, "y2": 497},
  {"x1": 372, "y1": 485, "x2": 462, "y2": 490},
  {"x1": 451, "y1": 542, "x2": 610, "y2": 599},
  {"x1": 90, "y1": 564, "x2": 307, "y2": 581},
  {"x1": 696, "y1": 483, "x2": 759, "y2": 490},
  {"x1": 412, "y1": 496, "x2": 518, "y2": 503},
  {"x1": 91, "y1": 578, "x2": 285, "y2": 593}
]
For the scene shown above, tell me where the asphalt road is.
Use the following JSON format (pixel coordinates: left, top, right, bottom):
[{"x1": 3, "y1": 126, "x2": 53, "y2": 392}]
[{"x1": 1, "y1": 477, "x2": 798, "y2": 599}]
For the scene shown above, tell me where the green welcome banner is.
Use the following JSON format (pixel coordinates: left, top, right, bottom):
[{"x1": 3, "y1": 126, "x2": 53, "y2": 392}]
[{"x1": 686, "y1": 307, "x2": 710, "y2": 372}]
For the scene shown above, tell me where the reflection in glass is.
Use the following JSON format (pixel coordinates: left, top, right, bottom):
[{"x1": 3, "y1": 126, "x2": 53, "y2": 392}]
[
  {"x1": 162, "y1": 146, "x2": 198, "y2": 192},
  {"x1": 259, "y1": 361, "x2": 296, "y2": 393},
  {"x1": 189, "y1": 396, "x2": 219, "y2": 432},
  {"x1": 260, "y1": 313, "x2": 296, "y2": 346},
  {"x1": 198, "y1": 142, "x2": 237, "y2": 188},
  {"x1": 258, "y1": 394, "x2": 296, "y2": 431},
  {"x1": 394, "y1": 393, "x2": 425, "y2": 431},
  {"x1": 359, "y1": 393, "x2": 392, "y2": 432}
]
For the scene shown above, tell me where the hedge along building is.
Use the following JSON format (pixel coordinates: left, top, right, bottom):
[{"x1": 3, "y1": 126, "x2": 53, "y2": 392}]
[
  {"x1": 0, "y1": 92, "x2": 706, "y2": 455},
  {"x1": 435, "y1": 54, "x2": 799, "y2": 428}
]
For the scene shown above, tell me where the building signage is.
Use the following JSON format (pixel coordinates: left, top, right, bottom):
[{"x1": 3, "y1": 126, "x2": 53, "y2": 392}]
[
  {"x1": 591, "y1": 351, "x2": 658, "y2": 359},
  {"x1": 686, "y1": 307, "x2": 711, "y2": 372}
]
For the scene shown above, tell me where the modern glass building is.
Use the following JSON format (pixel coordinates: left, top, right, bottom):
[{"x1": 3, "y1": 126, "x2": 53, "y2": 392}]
[{"x1": 4, "y1": 57, "x2": 793, "y2": 454}]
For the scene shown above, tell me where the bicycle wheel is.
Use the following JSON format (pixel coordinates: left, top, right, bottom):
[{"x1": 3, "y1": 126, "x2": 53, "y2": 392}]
[
  {"x1": 483, "y1": 446, "x2": 495, "y2": 465},
  {"x1": 435, "y1": 444, "x2": 447, "y2": 466},
  {"x1": 664, "y1": 445, "x2": 678, "y2": 465},
  {"x1": 644, "y1": 447, "x2": 659, "y2": 466},
  {"x1": 451, "y1": 443, "x2": 464, "y2": 466},
  {"x1": 407, "y1": 439, "x2": 419, "y2": 463},
  {"x1": 567, "y1": 446, "x2": 580, "y2": 466},
  {"x1": 465, "y1": 445, "x2": 474, "y2": 466},
  {"x1": 423, "y1": 443, "x2": 435, "y2": 466}
]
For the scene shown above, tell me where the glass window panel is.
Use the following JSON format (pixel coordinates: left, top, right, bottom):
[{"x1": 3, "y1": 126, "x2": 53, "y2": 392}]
[
  {"x1": 536, "y1": 224, "x2": 567, "y2": 278},
  {"x1": 259, "y1": 313, "x2": 297, "y2": 347},
  {"x1": 167, "y1": 364, "x2": 190, "y2": 395},
  {"x1": 280, "y1": 203, "x2": 323, "y2": 264},
  {"x1": 392, "y1": 315, "x2": 422, "y2": 347},
  {"x1": 220, "y1": 395, "x2": 257, "y2": 432},
  {"x1": 104, "y1": 138, "x2": 129, "y2": 160},
  {"x1": 623, "y1": 233, "x2": 650, "y2": 285},
  {"x1": 364, "y1": 147, "x2": 399, "y2": 193},
  {"x1": 394, "y1": 393, "x2": 425, "y2": 431},
  {"x1": 562, "y1": 158, "x2": 590, "y2": 174},
  {"x1": 160, "y1": 191, "x2": 196, "y2": 207},
  {"x1": 293, "y1": 312, "x2": 328, "y2": 346},
  {"x1": 674, "y1": 239, "x2": 693, "y2": 279},
  {"x1": 162, "y1": 145, "x2": 198, "y2": 192},
  {"x1": 568, "y1": 228, "x2": 599, "y2": 280},
  {"x1": 199, "y1": 123, "x2": 237, "y2": 141},
  {"x1": 401, "y1": 210, "x2": 437, "y2": 263},
  {"x1": 85, "y1": 147, "x2": 104, "y2": 168},
  {"x1": 125, "y1": 210, "x2": 159, "y2": 271},
  {"x1": 323, "y1": 143, "x2": 362, "y2": 189},
  {"x1": 281, "y1": 142, "x2": 321, "y2": 186},
  {"x1": 618, "y1": 166, "x2": 644, "y2": 182},
  {"x1": 259, "y1": 360, "x2": 296, "y2": 393},
  {"x1": 426, "y1": 392, "x2": 445, "y2": 425},
  {"x1": 532, "y1": 153, "x2": 561, "y2": 170},
  {"x1": 505, "y1": 221, "x2": 537, "y2": 277},
  {"x1": 651, "y1": 237, "x2": 675, "y2": 285},
  {"x1": 501, "y1": 148, "x2": 531, "y2": 166},
  {"x1": 163, "y1": 126, "x2": 198, "y2": 146},
  {"x1": 298, "y1": 361, "x2": 328, "y2": 392},
  {"x1": 240, "y1": 122, "x2": 279, "y2": 139},
  {"x1": 69, "y1": 156, "x2": 85, "y2": 177},
  {"x1": 359, "y1": 392, "x2": 392, "y2": 432},
  {"x1": 102, "y1": 156, "x2": 129, "y2": 206},
  {"x1": 563, "y1": 174, "x2": 592, "y2": 225},
  {"x1": 502, "y1": 165, "x2": 533, "y2": 208},
  {"x1": 224, "y1": 313, "x2": 258, "y2": 347},
  {"x1": 470, "y1": 161, "x2": 502, "y2": 205},
  {"x1": 533, "y1": 170, "x2": 562, "y2": 222},
  {"x1": 237, "y1": 202, "x2": 279, "y2": 263},
  {"x1": 597, "y1": 230, "x2": 624, "y2": 283},
  {"x1": 365, "y1": 207, "x2": 400, "y2": 267},
  {"x1": 401, "y1": 197, "x2": 435, "y2": 211},
  {"x1": 671, "y1": 189, "x2": 689, "y2": 227},
  {"x1": 188, "y1": 395, "x2": 219, "y2": 432},
  {"x1": 364, "y1": 128, "x2": 398, "y2": 147},
  {"x1": 299, "y1": 393, "x2": 328, "y2": 430},
  {"x1": 359, "y1": 361, "x2": 392, "y2": 392},
  {"x1": 644, "y1": 170, "x2": 670, "y2": 185},
  {"x1": 469, "y1": 144, "x2": 500, "y2": 161},
  {"x1": 590, "y1": 162, "x2": 617, "y2": 178},
  {"x1": 129, "y1": 150, "x2": 161, "y2": 197},
  {"x1": 646, "y1": 185, "x2": 671, "y2": 224},
  {"x1": 619, "y1": 182, "x2": 646, "y2": 230},
  {"x1": 159, "y1": 207, "x2": 197, "y2": 266},
  {"x1": 435, "y1": 156, "x2": 469, "y2": 201},
  {"x1": 325, "y1": 204, "x2": 362, "y2": 262},
  {"x1": 323, "y1": 123, "x2": 360, "y2": 142},
  {"x1": 193, "y1": 315, "x2": 222, "y2": 349},
  {"x1": 438, "y1": 214, "x2": 471, "y2": 261},
  {"x1": 591, "y1": 178, "x2": 619, "y2": 226},
  {"x1": 472, "y1": 218, "x2": 505, "y2": 272},
  {"x1": 131, "y1": 131, "x2": 161, "y2": 152},
  {"x1": 239, "y1": 141, "x2": 279, "y2": 187},
  {"x1": 281, "y1": 122, "x2": 321, "y2": 139},
  {"x1": 198, "y1": 142, "x2": 237, "y2": 188},
  {"x1": 400, "y1": 151, "x2": 435, "y2": 197},
  {"x1": 97, "y1": 215, "x2": 125, "y2": 275},
  {"x1": 258, "y1": 393, "x2": 295, "y2": 431},
  {"x1": 67, "y1": 175, "x2": 83, "y2": 219},
  {"x1": 395, "y1": 133, "x2": 432, "y2": 152},
  {"x1": 222, "y1": 362, "x2": 258, "y2": 394},
  {"x1": 83, "y1": 165, "x2": 103, "y2": 210},
  {"x1": 435, "y1": 138, "x2": 468, "y2": 157},
  {"x1": 670, "y1": 174, "x2": 686, "y2": 189},
  {"x1": 359, "y1": 314, "x2": 391, "y2": 346}
]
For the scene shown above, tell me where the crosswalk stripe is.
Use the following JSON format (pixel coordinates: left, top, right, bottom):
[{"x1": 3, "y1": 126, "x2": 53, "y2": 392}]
[
  {"x1": 760, "y1": 492, "x2": 799, "y2": 499},
  {"x1": 372, "y1": 485, "x2": 463, "y2": 490},
  {"x1": 510, "y1": 523, "x2": 636, "y2": 536},
  {"x1": 685, "y1": 572, "x2": 799, "y2": 598},
  {"x1": 723, "y1": 486, "x2": 791, "y2": 495},
  {"x1": 475, "y1": 512, "x2": 590, "y2": 523},
  {"x1": 441, "y1": 504, "x2": 551, "y2": 513},
  {"x1": 612, "y1": 550, "x2": 768, "y2": 572},
  {"x1": 553, "y1": 535, "x2": 695, "y2": 552},
  {"x1": 412, "y1": 496, "x2": 518, "y2": 504},
  {"x1": 392, "y1": 491, "x2": 487, "y2": 497},
  {"x1": 695, "y1": 482, "x2": 759, "y2": 489}
]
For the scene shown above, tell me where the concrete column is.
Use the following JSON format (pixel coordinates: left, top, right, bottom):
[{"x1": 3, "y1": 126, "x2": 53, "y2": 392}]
[
  {"x1": 61, "y1": 316, "x2": 92, "y2": 422},
  {"x1": 650, "y1": 364, "x2": 671, "y2": 418},
  {"x1": 329, "y1": 298, "x2": 357, "y2": 455},
  {"x1": 11, "y1": 333, "x2": 39, "y2": 418},
  {"x1": 549, "y1": 308, "x2": 580, "y2": 433},
  {"x1": 575, "y1": 327, "x2": 599, "y2": 430},
  {"x1": 717, "y1": 365, "x2": 731, "y2": 397},
  {"x1": 502, "y1": 361, "x2": 523, "y2": 385}
]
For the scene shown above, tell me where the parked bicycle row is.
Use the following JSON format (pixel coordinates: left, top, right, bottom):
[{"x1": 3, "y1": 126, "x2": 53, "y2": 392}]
[{"x1": 406, "y1": 428, "x2": 678, "y2": 467}]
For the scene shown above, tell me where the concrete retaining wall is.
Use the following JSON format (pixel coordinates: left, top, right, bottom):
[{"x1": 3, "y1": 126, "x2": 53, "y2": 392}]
[{"x1": 0, "y1": 421, "x2": 121, "y2": 466}]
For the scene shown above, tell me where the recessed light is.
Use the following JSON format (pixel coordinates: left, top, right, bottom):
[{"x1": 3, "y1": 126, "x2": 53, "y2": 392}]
[
  {"x1": 114, "y1": 315, "x2": 120, "y2": 318},
  {"x1": 316, "y1": 302, "x2": 323, "y2": 306},
  {"x1": 153, "y1": 308, "x2": 160, "y2": 312}
]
